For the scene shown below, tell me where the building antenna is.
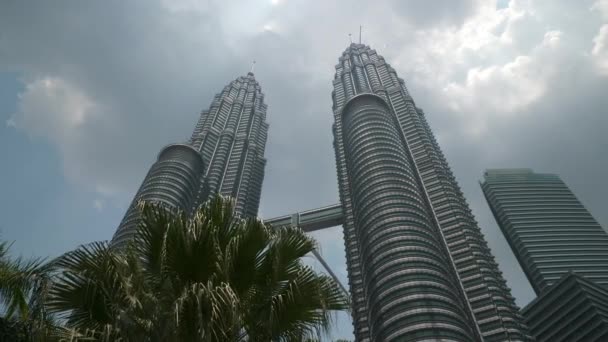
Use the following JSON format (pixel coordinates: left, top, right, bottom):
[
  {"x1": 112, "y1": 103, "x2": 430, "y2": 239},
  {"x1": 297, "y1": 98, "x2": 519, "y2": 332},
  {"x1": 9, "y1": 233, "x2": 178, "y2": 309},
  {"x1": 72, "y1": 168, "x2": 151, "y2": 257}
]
[
  {"x1": 359, "y1": 25, "x2": 362, "y2": 44},
  {"x1": 348, "y1": 33, "x2": 352, "y2": 44},
  {"x1": 250, "y1": 60, "x2": 256, "y2": 73}
]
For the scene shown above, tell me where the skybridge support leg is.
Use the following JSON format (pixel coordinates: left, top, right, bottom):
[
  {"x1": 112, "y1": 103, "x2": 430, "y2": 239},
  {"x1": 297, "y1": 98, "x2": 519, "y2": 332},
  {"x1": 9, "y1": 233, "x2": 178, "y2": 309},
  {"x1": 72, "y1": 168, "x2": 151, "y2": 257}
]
[{"x1": 265, "y1": 204, "x2": 349, "y2": 298}]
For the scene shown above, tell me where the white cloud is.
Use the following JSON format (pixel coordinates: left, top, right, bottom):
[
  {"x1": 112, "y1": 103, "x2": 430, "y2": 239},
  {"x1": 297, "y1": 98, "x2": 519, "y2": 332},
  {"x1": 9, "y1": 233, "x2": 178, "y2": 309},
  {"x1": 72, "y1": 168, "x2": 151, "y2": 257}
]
[
  {"x1": 396, "y1": 2, "x2": 565, "y2": 137},
  {"x1": 542, "y1": 30, "x2": 563, "y2": 48},
  {"x1": 7, "y1": 76, "x2": 124, "y2": 197},
  {"x1": 390, "y1": 0, "x2": 604, "y2": 141},
  {"x1": 394, "y1": 1, "x2": 533, "y2": 87},
  {"x1": 10, "y1": 77, "x2": 96, "y2": 141},
  {"x1": 592, "y1": 0, "x2": 608, "y2": 19},
  {"x1": 592, "y1": 24, "x2": 608, "y2": 74},
  {"x1": 441, "y1": 30, "x2": 562, "y2": 119},
  {"x1": 262, "y1": 22, "x2": 275, "y2": 32},
  {"x1": 8, "y1": 77, "x2": 122, "y2": 189},
  {"x1": 445, "y1": 55, "x2": 544, "y2": 111},
  {"x1": 93, "y1": 199, "x2": 104, "y2": 212}
]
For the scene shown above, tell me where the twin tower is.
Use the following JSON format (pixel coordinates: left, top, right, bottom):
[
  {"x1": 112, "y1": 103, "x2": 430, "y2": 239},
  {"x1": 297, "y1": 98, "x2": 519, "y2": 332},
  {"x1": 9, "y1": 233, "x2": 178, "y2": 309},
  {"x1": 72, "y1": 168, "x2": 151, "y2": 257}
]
[{"x1": 112, "y1": 44, "x2": 533, "y2": 341}]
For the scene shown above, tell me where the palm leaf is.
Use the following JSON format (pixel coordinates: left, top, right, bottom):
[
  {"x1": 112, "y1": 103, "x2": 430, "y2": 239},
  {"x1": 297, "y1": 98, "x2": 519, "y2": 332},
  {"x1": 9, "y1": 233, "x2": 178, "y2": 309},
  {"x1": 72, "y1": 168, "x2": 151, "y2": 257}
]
[
  {"x1": 0, "y1": 240, "x2": 47, "y2": 320},
  {"x1": 174, "y1": 281, "x2": 241, "y2": 342},
  {"x1": 47, "y1": 241, "x2": 127, "y2": 331}
]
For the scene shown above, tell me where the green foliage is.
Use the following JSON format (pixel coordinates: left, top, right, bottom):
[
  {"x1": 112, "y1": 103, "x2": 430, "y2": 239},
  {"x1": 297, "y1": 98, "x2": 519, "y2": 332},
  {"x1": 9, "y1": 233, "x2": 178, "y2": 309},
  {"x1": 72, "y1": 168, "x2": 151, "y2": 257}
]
[
  {"x1": 0, "y1": 240, "x2": 44, "y2": 320},
  {"x1": 0, "y1": 239, "x2": 64, "y2": 341},
  {"x1": 45, "y1": 195, "x2": 349, "y2": 341}
]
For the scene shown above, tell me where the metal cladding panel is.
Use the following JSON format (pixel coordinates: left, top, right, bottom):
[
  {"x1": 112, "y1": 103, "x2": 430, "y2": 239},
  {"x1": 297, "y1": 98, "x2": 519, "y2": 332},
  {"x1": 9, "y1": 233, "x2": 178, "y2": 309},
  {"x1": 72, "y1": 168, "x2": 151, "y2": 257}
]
[
  {"x1": 522, "y1": 272, "x2": 608, "y2": 342},
  {"x1": 332, "y1": 44, "x2": 531, "y2": 341},
  {"x1": 190, "y1": 72, "x2": 268, "y2": 218},
  {"x1": 482, "y1": 169, "x2": 608, "y2": 295},
  {"x1": 112, "y1": 144, "x2": 205, "y2": 246}
]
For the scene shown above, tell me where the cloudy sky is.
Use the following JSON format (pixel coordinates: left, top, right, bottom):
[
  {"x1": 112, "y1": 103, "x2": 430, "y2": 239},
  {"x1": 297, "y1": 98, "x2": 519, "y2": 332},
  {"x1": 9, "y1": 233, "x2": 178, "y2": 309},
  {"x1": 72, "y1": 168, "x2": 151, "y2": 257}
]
[{"x1": 2, "y1": 0, "x2": 608, "y2": 339}]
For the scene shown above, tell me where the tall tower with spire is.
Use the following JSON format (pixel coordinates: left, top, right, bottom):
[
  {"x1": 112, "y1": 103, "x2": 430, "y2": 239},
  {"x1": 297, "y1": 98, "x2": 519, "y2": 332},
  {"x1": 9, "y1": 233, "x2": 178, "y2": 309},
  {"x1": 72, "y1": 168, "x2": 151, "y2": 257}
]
[
  {"x1": 188, "y1": 72, "x2": 268, "y2": 216},
  {"x1": 112, "y1": 72, "x2": 268, "y2": 246},
  {"x1": 331, "y1": 43, "x2": 531, "y2": 341}
]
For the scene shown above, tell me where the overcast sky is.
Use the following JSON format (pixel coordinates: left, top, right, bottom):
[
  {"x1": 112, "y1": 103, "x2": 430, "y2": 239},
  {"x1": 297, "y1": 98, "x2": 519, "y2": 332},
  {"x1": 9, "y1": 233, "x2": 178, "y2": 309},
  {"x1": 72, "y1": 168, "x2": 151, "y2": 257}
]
[{"x1": 2, "y1": 0, "x2": 608, "y2": 340}]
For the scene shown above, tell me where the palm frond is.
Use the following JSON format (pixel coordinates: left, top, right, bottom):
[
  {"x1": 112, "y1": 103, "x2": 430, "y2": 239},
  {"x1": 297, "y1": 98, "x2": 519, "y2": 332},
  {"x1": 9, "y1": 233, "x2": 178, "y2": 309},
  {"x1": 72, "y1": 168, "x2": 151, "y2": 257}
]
[
  {"x1": 203, "y1": 195, "x2": 237, "y2": 250},
  {"x1": 174, "y1": 281, "x2": 241, "y2": 342},
  {"x1": 239, "y1": 222, "x2": 347, "y2": 341},
  {"x1": 47, "y1": 241, "x2": 127, "y2": 331},
  {"x1": 267, "y1": 266, "x2": 348, "y2": 341},
  {"x1": 135, "y1": 200, "x2": 175, "y2": 276},
  {"x1": 0, "y1": 240, "x2": 47, "y2": 320},
  {"x1": 256, "y1": 226, "x2": 317, "y2": 295},
  {"x1": 224, "y1": 218, "x2": 270, "y2": 297}
]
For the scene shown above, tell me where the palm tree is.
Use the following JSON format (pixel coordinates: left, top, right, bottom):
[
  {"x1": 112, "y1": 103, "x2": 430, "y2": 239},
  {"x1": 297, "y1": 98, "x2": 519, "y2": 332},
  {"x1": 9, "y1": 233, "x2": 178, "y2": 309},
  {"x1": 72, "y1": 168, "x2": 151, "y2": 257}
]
[
  {"x1": 47, "y1": 196, "x2": 349, "y2": 341},
  {"x1": 0, "y1": 239, "x2": 59, "y2": 341}
]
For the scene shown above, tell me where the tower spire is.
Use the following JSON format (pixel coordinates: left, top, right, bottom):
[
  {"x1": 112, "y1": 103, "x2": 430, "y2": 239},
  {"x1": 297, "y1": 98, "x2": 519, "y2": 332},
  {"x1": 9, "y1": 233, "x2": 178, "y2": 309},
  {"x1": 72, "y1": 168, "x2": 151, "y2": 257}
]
[
  {"x1": 359, "y1": 25, "x2": 362, "y2": 44},
  {"x1": 348, "y1": 33, "x2": 352, "y2": 44},
  {"x1": 250, "y1": 60, "x2": 256, "y2": 74}
]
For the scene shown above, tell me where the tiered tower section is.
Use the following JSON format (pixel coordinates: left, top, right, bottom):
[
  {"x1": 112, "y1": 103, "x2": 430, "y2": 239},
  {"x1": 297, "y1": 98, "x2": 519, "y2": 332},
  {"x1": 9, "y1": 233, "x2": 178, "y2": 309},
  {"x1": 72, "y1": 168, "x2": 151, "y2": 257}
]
[
  {"x1": 189, "y1": 72, "x2": 268, "y2": 217},
  {"x1": 331, "y1": 44, "x2": 531, "y2": 341},
  {"x1": 112, "y1": 72, "x2": 268, "y2": 246},
  {"x1": 112, "y1": 144, "x2": 205, "y2": 246}
]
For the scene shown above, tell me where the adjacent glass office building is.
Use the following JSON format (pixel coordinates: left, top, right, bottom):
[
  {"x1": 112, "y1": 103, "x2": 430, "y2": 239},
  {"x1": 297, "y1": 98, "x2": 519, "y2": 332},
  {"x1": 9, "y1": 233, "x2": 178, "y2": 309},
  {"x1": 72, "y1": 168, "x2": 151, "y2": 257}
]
[
  {"x1": 112, "y1": 72, "x2": 268, "y2": 246},
  {"x1": 522, "y1": 272, "x2": 608, "y2": 342},
  {"x1": 332, "y1": 44, "x2": 530, "y2": 341},
  {"x1": 481, "y1": 168, "x2": 608, "y2": 294},
  {"x1": 482, "y1": 169, "x2": 608, "y2": 341}
]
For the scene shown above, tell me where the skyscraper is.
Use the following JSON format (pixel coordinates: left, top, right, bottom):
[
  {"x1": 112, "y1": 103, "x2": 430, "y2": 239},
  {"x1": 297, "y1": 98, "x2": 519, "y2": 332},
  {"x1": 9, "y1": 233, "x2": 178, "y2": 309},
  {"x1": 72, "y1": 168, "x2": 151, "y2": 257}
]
[
  {"x1": 481, "y1": 168, "x2": 608, "y2": 294},
  {"x1": 481, "y1": 169, "x2": 608, "y2": 294},
  {"x1": 482, "y1": 168, "x2": 608, "y2": 341},
  {"x1": 112, "y1": 72, "x2": 268, "y2": 246},
  {"x1": 330, "y1": 44, "x2": 530, "y2": 341}
]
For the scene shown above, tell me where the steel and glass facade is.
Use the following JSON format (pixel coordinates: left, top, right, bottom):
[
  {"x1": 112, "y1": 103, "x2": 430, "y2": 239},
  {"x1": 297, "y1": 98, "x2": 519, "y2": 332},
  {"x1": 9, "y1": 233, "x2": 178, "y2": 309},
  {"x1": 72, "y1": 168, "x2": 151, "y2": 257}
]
[
  {"x1": 189, "y1": 72, "x2": 268, "y2": 217},
  {"x1": 112, "y1": 72, "x2": 268, "y2": 246},
  {"x1": 332, "y1": 44, "x2": 530, "y2": 341},
  {"x1": 522, "y1": 272, "x2": 608, "y2": 342},
  {"x1": 112, "y1": 144, "x2": 206, "y2": 246},
  {"x1": 481, "y1": 169, "x2": 608, "y2": 295}
]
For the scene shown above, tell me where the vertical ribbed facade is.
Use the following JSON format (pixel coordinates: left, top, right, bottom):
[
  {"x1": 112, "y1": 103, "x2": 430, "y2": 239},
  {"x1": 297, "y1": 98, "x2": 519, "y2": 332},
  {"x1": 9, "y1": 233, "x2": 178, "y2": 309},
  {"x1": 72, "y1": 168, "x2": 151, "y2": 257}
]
[
  {"x1": 481, "y1": 169, "x2": 608, "y2": 294},
  {"x1": 332, "y1": 44, "x2": 531, "y2": 341},
  {"x1": 112, "y1": 72, "x2": 268, "y2": 245},
  {"x1": 189, "y1": 72, "x2": 268, "y2": 217}
]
